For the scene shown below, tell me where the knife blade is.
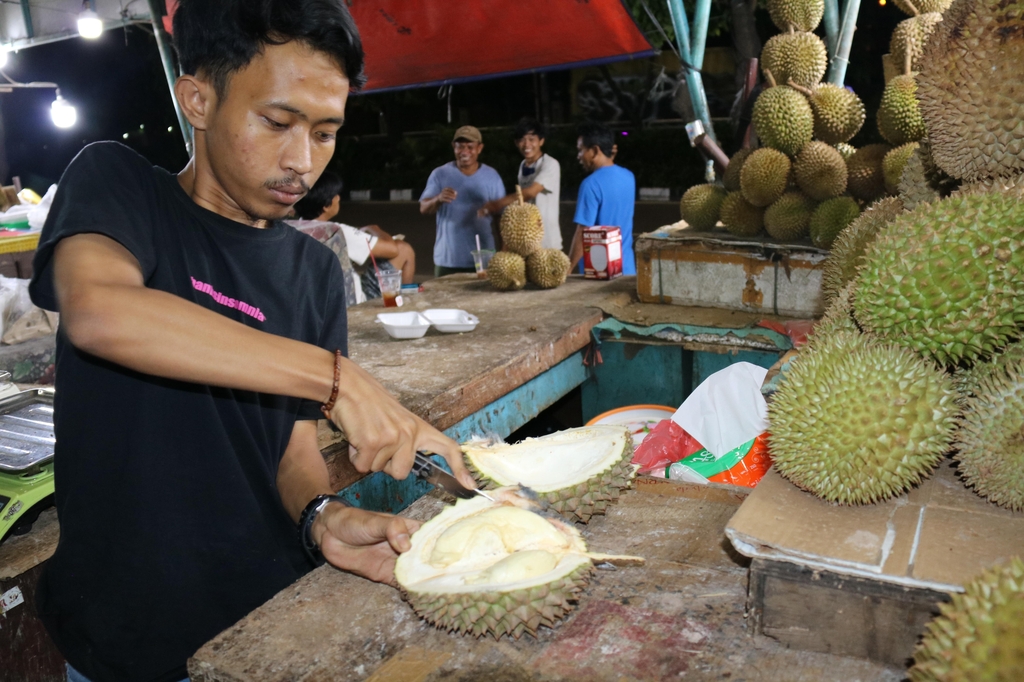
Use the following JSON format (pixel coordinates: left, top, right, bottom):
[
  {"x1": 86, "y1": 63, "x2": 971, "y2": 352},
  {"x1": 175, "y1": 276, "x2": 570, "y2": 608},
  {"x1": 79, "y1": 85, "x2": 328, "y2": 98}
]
[{"x1": 412, "y1": 452, "x2": 493, "y2": 501}]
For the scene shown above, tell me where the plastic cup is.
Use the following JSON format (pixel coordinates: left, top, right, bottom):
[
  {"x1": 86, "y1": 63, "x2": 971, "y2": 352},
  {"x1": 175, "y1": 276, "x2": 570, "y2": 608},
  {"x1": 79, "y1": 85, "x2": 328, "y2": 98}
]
[
  {"x1": 471, "y1": 249, "x2": 495, "y2": 279},
  {"x1": 377, "y1": 270, "x2": 403, "y2": 307}
]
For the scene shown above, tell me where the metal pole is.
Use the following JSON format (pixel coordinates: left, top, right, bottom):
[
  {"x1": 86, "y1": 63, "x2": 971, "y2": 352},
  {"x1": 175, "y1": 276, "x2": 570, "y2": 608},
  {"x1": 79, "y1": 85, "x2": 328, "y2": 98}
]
[
  {"x1": 823, "y1": 0, "x2": 840, "y2": 58},
  {"x1": 145, "y1": 0, "x2": 192, "y2": 155},
  {"x1": 666, "y1": 0, "x2": 718, "y2": 144},
  {"x1": 690, "y1": 0, "x2": 712, "y2": 71},
  {"x1": 19, "y1": 0, "x2": 34, "y2": 39},
  {"x1": 828, "y1": 0, "x2": 861, "y2": 85}
]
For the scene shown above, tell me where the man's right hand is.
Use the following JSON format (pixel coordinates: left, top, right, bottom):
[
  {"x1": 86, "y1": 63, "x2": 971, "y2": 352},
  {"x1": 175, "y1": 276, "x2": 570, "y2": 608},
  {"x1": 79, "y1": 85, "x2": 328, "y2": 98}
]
[
  {"x1": 328, "y1": 356, "x2": 474, "y2": 489},
  {"x1": 438, "y1": 187, "x2": 457, "y2": 204}
]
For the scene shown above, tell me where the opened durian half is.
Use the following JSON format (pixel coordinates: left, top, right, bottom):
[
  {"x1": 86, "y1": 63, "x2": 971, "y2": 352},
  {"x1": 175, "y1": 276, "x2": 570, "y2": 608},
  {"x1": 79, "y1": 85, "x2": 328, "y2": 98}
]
[
  {"x1": 395, "y1": 486, "x2": 643, "y2": 639},
  {"x1": 463, "y1": 425, "x2": 637, "y2": 523}
]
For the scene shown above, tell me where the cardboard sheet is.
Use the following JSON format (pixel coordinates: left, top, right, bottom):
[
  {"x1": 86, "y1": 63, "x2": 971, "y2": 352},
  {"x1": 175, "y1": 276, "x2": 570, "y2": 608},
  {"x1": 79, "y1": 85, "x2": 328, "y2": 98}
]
[{"x1": 725, "y1": 463, "x2": 1024, "y2": 593}]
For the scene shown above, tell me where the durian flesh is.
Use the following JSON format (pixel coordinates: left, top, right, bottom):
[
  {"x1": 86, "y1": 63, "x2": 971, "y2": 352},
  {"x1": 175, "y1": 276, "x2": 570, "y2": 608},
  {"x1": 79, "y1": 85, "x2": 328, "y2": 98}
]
[
  {"x1": 464, "y1": 425, "x2": 637, "y2": 523},
  {"x1": 395, "y1": 486, "x2": 643, "y2": 638}
]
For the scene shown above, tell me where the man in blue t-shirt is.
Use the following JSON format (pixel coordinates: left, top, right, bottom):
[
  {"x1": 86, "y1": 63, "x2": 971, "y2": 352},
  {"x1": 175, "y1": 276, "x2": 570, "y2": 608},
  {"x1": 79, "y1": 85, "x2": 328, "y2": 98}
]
[
  {"x1": 419, "y1": 126, "x2": 505, "y2": 277},
  {"x1": 569, "y1": 121, "x2": 637, "y2": 275}
]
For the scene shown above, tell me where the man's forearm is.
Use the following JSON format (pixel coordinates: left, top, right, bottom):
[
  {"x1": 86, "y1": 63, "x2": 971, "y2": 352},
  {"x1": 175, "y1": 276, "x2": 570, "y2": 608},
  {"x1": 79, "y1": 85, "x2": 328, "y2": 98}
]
[
  {"x1": 277, "y1": 421, "x2": 334, "y2": 523},
  {"x1": 419, "y1": 196, "x2": 439, "y2": 215}
]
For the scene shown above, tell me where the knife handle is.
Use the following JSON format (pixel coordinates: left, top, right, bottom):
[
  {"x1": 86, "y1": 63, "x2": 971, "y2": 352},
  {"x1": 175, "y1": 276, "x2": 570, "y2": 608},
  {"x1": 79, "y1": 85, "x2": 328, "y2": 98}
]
[{"x1": 411, "y1": 452, "x2": 433, "y2": 479}]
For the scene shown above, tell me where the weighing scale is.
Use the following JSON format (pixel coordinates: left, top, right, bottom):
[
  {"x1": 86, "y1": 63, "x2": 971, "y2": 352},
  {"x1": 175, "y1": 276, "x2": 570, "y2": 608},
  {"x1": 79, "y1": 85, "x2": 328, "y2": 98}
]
[{"x1": 0, "y1": 380, "x2": 55, "y2": 544}]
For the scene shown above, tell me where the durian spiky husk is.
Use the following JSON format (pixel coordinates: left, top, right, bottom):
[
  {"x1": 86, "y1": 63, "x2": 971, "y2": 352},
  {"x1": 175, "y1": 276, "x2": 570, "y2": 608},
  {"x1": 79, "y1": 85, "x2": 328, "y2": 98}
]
[
  {"x1": 723, "y1": 148, "x2": 755, "y2": 192},
  {"x1": 847, "y1": 143, "x2": 891, "y2": 202},
  {"x1": 890, "y1": 13, "x2": 943, "y2": 72},
  {"x1": 909, "y1": 558, "x2": 1024, "y2": 681},
  {"x1": 954, "y1": 356, "x2": 1024, "y2": 512},
  {"x1": 807, "y1": 280, "x2": 861, "y2": 348},
  {"x1": 525, "y1": 248, "x2": 570, "y2": 289},
  {"x1": 463, "y1": 425, "x2": 637, "y2": 523},
  {"x1": 764, "y1": 191, "x2": 815, "y2": 241},
  {"x1": 752, "y1": 86, "x2": 815, "y2": 156},
  {"x1": 768, "y1": 0, "x2": 825, "y2": 31},
  {"x1": 761, "y1": 32, "x2": 828, "y2": 89},
  {"x1": 768, "y1": 331, "x2": 958, "y2": 505},
  {"x1": 820, "y1": 196, "x2": 905, "y2": 306},
  {"x1": 809, "y1": 196, "x2": 861, "y2": 249},
  {"x1": 898, "y1": 140, "x2": 956, "y2": 211},
  {"x1": 680, "y1": 183, "x2": 726, "y2": 230},
  {"x1": 893, "y1": 0, "x2": 953, "y2": 14},
  {"x1": 740, "y1": 148, "x2": 792, "y2": 207},
  {"x1": 500, "y1": 187, "x2": 544, "y2": 256},
  {"x1": 853, "y1": 188, "x2": 1024, "y2": 366},
  {"x1": 883, "y1": 142, "x2": 921, "y2": 195},
  {"x1": 795, "y1": 141, "x2": 848, "y2": 200},
  {"x1": 395, "y1": 486, "x2": 644, "y2": 639},
  {"x1": 806, "y1": 83, "x2": 866, "y2": 145},
  {"x1": 917, "y1": 0, "x2": 1024, "y2": 182},
  {"x1": 487, "y1": 251, "x2": 527, "y2": 291},
  {"x1": 877, "y1": 75, "x2": 926, "y2": 147},
  {"x1": 720, "y1": 191, "x2": 765, "y2": 236},
  {"x1": 954, "y1": 340, "x2": 1024, "y2": 399}
]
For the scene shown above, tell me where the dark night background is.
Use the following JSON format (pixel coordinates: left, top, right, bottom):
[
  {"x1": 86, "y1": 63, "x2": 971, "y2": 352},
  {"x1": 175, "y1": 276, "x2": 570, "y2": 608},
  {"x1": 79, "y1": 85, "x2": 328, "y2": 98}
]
[{"x1": 0, "y1": 0, "x2": 903, "y2": 198}]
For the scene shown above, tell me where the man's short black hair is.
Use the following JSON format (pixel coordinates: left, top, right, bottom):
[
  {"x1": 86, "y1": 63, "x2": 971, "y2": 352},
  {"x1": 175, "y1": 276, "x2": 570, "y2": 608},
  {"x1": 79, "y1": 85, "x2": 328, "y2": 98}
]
[
  {"x1": 172, "y1": 0, "x2": 366, "y2": 98},
  {"x1": 293, "y1": 170, "x2": 344, "y2": 220},
  {"x1": 513, "y1": 117, "x2": 546, "y2": 141},
  {"x1": 577, "y1": 121, "x2": 615, "y2": 158}
]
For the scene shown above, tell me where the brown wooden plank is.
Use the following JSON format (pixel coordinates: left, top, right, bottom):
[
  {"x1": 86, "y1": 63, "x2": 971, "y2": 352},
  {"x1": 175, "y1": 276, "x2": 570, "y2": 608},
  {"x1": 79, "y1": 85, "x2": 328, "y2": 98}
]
[
  {"x1": 0, "y1": 561, "x2": 65, "y2": 682},
  {"x1": 190, "y1": 483, "x2": 903, "y2": 682}
]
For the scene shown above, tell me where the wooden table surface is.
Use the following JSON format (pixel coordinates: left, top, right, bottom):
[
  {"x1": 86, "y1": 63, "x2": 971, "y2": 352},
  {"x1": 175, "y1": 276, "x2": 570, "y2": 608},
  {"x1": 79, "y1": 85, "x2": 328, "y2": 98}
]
[{"x1": 189, "y1": 479, "x2": 903, "y2": 682}]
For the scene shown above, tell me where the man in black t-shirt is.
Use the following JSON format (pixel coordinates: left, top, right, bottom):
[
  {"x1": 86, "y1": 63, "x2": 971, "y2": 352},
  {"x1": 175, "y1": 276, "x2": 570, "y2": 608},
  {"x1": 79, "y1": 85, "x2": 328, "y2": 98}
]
[{"x1": 28, "y1": 2, "x2": 474, "y2": 681}]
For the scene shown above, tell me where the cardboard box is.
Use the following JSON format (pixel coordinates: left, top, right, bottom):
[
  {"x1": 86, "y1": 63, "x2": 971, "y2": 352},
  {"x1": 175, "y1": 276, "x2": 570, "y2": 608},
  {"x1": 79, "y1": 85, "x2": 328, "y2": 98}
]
[
  {"x1": 725, "y1": 465, "x2": 1024, "y2": 664},
  {"x1": 583, "y1": 226, "x2": 623, "y2": 280},
  {"x1": 635, "y1": 230, "x2": 828, "y2": 317}
]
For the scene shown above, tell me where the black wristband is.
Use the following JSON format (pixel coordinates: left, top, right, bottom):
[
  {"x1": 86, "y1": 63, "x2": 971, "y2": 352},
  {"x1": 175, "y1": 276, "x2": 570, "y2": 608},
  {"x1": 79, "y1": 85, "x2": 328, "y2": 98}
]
[{"x1": 298, "y1": 494, "x2": 347, "y2": 566}]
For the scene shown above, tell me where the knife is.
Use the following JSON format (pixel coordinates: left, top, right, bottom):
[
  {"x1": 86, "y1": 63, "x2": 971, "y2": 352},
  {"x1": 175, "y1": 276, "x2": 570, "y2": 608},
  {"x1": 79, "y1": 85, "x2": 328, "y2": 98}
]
[{"x1": 412, "y1": 452, "x2": 493, "y2": 501}]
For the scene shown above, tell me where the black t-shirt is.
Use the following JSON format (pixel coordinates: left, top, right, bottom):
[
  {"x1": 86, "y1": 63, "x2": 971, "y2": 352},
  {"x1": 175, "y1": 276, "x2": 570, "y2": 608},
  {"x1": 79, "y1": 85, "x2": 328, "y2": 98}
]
[{"x1": 29, "y1": 143, "x2": 348, "y2": 682}]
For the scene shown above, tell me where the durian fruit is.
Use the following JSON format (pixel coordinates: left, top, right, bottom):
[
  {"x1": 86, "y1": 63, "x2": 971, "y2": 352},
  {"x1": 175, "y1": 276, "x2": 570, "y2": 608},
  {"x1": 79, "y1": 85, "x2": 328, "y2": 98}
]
[
  {"x1": 834, "y1": 143, "x2": 857, "y2": 160},
  {"x1": 954, "y1": 356, "x2": 1024, "y2": 511},
  {"x1": 883, "y1": 142, "x2": 920, "y2": 194},
  {"x1": 847, "y1": 143, "x2": 891, "y2": 201},
  {"x1": 740, "y1": 148, "x2": 792, "y2": 207},
  {"x1": 853, "y1": 188, "x2": 1024, "y2": 365},
  {"x1": 499, "y1": 186, "x2": 544, "y2": 257},
  {"x1": 909, "y1": 558, "x2": 1024, "y2": 681},
  {"x1": 918, "y1": 0, "x2": 1024, "y2": 182},
  {"x1": 720, "y1": 191, "x2": 766, "y2": 237},
  {"x1": 487, "y1": 251, "x2": 527, "y2": 291},
  {"x1": 809, "y1": 196, "x2": 861, "y2": 249},
  {"x1": 752, "y1": 85, "x2": 815, "y2": 156},
  {"x1": 893, "y1": 0, "x2": 953, "y2": 14},
  {"x1": 768, "y1": 331, "x2": 958, "y2": 505},
  {"x1": 723, "y1": 148, "x2": 754, "y2": 192},
  {"x1": 463, "y1": 425, "x2": 637, "y2": 523},
  {"x1": 898, "y1": 140, "x2": 956, "y2": 211},
  {"x1": 890, "y1": 13, "x2": 943, "y2": 72},
  {"x1": 955, "y1": 340, "x2": 1024, "y2": 398},
  {"x1": 680, "y1": 184, "x2": 726, "y2": 230},
  {"x1": 768, "y1": 0, "x2": 824, "y2": 31},
  {"x1": 953, "y1": 173, "x2": 1024, "y2": 200},
  {"x1": 765, "y1": 191, "x2": 815, "y2": 241},
  {"x1": 877, "y1": 75, "x2": 926, "y2": 147},
  {"x1": 820, "y1": 196, "x2": 905, "y2": 305},
  {"x1": 761, "y1": 32, "x2": 828, "y2": 89},
  {"x1": 395, "y1": 486, "x2": 644, "y2": 639},
  {"x1": 807, "y1": 280, "x2": 861, "y2": 347},
  {"x1": 525, "y1": 249, "x2": 570, "y2": 289},
  {"x1": 791, "y1": 83, "x2": 866, "y2": 145},
  {"x1": 794, "y1": 141, "x2": 848, "y2": 200}
]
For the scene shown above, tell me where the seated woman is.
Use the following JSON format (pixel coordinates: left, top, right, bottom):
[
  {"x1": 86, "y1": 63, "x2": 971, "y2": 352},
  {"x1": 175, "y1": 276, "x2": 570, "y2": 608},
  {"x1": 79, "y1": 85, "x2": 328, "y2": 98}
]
[{"x1": 290, "y1": 171, "x2": 416, "y2": 303}]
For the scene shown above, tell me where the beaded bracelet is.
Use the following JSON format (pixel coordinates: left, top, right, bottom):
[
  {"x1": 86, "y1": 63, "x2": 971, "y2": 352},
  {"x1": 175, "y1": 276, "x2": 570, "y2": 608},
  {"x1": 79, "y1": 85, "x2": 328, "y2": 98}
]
[{"x1": 321, "y1": 349, "x2": 342, "y2": 419}]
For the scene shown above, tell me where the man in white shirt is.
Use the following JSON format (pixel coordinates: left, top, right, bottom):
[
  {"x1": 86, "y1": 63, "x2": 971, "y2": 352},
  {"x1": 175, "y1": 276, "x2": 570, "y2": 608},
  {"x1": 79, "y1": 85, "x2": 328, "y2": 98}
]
[
  {"x1": 479, "y1": 118, "x2": 562, "y2": 250},
  {"x1": 291, "y1": 171, "x2": 416, "y2": 304}
]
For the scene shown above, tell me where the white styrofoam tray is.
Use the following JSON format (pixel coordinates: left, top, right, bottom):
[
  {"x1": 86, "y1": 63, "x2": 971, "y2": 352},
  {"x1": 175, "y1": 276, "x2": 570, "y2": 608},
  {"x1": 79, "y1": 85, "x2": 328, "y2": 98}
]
[
  {"x1": 376, "y1": 312, "x2": 430, "y2": 339},
  {"x1": 421, "y1": 309, "x2": 479, "y2": 333}
]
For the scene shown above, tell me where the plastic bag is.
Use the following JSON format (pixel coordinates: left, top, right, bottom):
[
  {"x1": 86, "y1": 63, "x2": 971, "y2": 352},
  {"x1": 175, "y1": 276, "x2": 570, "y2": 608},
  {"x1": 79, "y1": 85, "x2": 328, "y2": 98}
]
[
  {"x1": 0, "y1": 276, "x2": 36, "y2": 340},
  {"x1": 28, "y1": 185, "x2": 57, "y2": 231},
  {"x1": 631, "y1": 419, "x2": 704, "y2": 474},
  {"x1": 663, "y1": 434, "x2": 771, "y2": 488}
]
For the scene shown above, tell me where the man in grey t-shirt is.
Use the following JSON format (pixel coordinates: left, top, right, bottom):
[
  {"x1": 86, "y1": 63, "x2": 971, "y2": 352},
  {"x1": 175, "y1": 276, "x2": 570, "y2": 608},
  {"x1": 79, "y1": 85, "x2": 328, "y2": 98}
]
[
  {"x1": 480, "y1": 118, "x2": 562, "y2": 250},
  {"x1": 419, "y1": 126, "x2": 505, "y2": 277}
]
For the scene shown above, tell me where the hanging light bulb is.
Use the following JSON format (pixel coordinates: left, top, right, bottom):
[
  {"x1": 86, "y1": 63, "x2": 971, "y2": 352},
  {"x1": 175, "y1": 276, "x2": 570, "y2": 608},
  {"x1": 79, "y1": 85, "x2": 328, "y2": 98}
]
[
  {"x1": 51, "y1": 92, "x2": 77, "y2": 128},
  {"x1": 77, "y1": 10, "x2": 104, "y2": 39}
]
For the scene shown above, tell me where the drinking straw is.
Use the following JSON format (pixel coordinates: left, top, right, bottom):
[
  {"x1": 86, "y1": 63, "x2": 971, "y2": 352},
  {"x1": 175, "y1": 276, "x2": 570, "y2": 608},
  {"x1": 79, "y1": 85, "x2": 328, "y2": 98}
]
[{"x1": 475, "y1": 234, "x2": 482, "y2": 253}]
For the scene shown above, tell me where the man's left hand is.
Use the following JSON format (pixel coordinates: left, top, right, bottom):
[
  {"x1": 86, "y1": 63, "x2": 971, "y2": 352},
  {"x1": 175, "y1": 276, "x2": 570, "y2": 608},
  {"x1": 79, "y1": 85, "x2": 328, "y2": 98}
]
[{"x1": 314, "y1": 503, "x2": 421, "y2": 585}]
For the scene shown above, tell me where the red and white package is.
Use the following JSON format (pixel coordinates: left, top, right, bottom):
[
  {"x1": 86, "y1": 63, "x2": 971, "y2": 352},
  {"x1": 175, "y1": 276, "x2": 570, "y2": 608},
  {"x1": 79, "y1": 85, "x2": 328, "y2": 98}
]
[{"x1": 583, "y1": 226, "x2": 623, "y2": 280}]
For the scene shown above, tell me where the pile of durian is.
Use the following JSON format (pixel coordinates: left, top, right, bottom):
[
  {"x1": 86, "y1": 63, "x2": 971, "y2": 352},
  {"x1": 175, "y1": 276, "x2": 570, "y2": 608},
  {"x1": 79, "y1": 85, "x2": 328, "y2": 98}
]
[
  {"x1": 681, "y1": 0, "x2": 871, "y2": 246},
  {"x1": 487, "y1": 186, "x2": 570, "y2": 291},
  {"x1": 395, "y1": 426, "x2": 643, "y2": 639}
]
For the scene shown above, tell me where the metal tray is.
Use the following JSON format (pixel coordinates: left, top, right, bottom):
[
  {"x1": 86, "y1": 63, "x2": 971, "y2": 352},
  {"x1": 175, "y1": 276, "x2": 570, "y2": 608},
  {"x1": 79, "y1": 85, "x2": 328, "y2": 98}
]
[{"x1": 0, "y1": 389, "x2": 55, "y2": 474}]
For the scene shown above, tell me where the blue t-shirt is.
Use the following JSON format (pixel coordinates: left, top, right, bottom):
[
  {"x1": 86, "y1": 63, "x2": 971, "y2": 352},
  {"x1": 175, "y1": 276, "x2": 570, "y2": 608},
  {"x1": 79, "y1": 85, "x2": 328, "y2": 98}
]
[
  {"x1": 573, "y1": 164, "x2": 637, "y2": 275},
  {"x1": 421, "y1": 162, "x2": 505, "y2": 268}
]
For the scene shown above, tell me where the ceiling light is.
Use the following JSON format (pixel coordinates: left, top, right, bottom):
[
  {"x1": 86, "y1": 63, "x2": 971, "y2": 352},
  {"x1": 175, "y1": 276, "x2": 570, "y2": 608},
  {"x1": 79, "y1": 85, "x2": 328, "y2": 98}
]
[
  {"x1": 51, "y1": 93, "x2": 77, "y2": 128},
  {"x1": 77, "y1": 10, "x2": 104, "y2": 39}
]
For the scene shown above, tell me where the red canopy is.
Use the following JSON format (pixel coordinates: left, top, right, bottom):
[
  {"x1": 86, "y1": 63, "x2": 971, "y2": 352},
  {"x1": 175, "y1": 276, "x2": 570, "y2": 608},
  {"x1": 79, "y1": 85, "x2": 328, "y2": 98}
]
[{"x1": 165, "y1": 1, "x2": 654, "y2": 93}]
